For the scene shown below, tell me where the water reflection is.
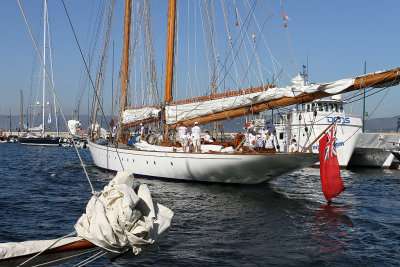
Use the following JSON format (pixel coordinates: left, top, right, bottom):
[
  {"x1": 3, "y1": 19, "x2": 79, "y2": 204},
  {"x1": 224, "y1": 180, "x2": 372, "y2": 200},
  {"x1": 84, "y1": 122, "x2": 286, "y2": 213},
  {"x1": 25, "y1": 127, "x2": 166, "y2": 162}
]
[{"x1": 311, "y1": 204, "x2": 354, "y2": 258}]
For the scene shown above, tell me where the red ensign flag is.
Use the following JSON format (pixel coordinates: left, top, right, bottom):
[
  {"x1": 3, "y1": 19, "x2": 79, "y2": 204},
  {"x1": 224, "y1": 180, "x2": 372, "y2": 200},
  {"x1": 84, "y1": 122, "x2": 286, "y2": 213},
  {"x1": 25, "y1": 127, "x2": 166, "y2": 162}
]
[{"x1": 319, "y1": 123, "x2": 345, "y2": 203}]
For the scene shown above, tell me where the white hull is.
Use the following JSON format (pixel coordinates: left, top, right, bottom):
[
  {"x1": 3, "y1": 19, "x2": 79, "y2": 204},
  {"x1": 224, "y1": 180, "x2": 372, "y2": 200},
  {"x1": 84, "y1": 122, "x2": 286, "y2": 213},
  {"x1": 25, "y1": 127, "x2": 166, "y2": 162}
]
[
  {"x1": 347, "y1": 133, "x2": 400, "y2": 168},
  {"x1": 273, "y1": 99, "x2": 361, "y2": 167},
  {"x1": 88, "y1": 141, "x2": 319, "y2": 184}
]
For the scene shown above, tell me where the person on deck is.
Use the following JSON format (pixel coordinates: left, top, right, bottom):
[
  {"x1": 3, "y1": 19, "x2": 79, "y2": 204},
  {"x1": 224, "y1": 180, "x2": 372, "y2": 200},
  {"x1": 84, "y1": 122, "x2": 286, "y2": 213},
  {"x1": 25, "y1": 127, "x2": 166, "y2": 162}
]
[
  {"x1": 139, "y1": 123, "x2": 145, "y2": 140},
  {"x1": 178, "y1": 123, "x2": 188, "y2": 152},
  {"x1": 187, "y1": 130, "x2": 194, "y2": 152},
  {"x1": 203, "y1": 130, "x2": 214, "y2": 143},
  {"x1": 255, "y1": 134, "x2": 265, "y2": 149},
  {"x1": 265, "y1": 132, "x2": 274, "y2": 149},
  {"x1": 248, "y1": 131, "x2": 256, "y2": 149},
  {"x1": 290, "y1": 138, "x2": 302, "y2": 152},
  {"x1": 191, "y1": 122, "x2": 201, "y2": 152}
]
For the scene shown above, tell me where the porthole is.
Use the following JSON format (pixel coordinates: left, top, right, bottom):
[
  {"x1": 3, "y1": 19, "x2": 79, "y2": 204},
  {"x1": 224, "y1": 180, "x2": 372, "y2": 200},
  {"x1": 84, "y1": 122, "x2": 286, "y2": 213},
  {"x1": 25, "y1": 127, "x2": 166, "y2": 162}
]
[
  {"x1": 170, "y1": 162, "x2": 173, "y2": 166},
  {"x1": 154, "y1": 161, "x2": 156, "y2": 165},
  {"x1": 146, "y1": 161, "x2": 148, "y2": 164}
]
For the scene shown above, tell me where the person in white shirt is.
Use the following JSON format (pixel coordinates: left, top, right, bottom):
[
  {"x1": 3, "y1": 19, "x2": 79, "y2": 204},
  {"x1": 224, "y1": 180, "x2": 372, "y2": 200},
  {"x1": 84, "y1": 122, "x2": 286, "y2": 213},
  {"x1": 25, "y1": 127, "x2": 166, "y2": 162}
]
[
  {"x1": 248, "y1": 131, "x2": 256, "y2": 149},
  {"x1": 203, "y1": 130, "x2": 214, "y2": 143},
  {"x1": 187, "y1": 131, "x2": 194, "y2": 152},
  {"x1": 178, "y1": 123, "x2": 188, "y2": 152},
  {"x1": 191, "y1": 122, "x2": 201, "y2": 152},
  {"x1": 255, "y1": 134, "x2": 265, "y2": 149},
  {"x1": 139, "y1": 123, "x2": 145, "y2": 134},
  {"x1": 265, "y1": 132, "x2": 274, "y2": 149},
  {"x1": 290, "y1": 138, "x2": 302, "y2": 152}
]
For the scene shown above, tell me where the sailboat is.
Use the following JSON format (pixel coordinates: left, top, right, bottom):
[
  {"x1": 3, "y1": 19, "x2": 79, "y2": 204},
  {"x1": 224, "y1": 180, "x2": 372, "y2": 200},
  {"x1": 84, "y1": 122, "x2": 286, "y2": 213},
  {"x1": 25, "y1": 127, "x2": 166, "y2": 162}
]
[
  {"x1": 88, "y1": 0, "x2": 400, "y2": 184},
  {"x1": 19, "y1": 0, "x2": 59, "y2": 146}
]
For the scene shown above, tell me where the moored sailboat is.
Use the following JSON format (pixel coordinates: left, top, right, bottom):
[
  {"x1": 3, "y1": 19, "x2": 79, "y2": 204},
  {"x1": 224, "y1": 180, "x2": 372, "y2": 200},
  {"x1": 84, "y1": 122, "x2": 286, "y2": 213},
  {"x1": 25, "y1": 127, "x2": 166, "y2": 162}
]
[
  {"x1": 19, "y1": 0, "x2": 59, "y2": 146},
  {"x1": 88, "y1": 0, "x2": 400, "y2": 184}
]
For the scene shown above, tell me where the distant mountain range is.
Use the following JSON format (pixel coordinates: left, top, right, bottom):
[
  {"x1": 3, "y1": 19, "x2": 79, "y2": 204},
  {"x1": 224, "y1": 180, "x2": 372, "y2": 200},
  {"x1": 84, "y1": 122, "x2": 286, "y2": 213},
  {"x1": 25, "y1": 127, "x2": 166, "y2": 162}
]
[
  {"x1": 1, "y1": 114, "x2": 399, "y2": 133},
  {"x1": 364, "y1": 115, "x2": 400, "y2": 132}
]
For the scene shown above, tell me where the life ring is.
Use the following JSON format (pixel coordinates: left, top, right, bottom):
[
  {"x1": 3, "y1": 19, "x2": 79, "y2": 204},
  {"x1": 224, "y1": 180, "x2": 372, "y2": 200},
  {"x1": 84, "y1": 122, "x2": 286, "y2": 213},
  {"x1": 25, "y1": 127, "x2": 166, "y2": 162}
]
[{"x1": 234, "y1": 134, "x2": 245, "y2": 149}]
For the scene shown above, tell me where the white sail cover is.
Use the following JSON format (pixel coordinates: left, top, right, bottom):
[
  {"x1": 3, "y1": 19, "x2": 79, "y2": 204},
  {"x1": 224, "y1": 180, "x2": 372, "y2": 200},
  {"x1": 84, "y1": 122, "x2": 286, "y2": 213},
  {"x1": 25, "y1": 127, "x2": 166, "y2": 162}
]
[
  {"x1": 165, "y1": 76, "x2": 354, "y2": 124},
  {"x1": 75, "y1": 171, "x2": 174, "y2": 255},
  {"x1": 28, "y1": 124, "x2": 43, "y2": 131},
  {"x1": 122, "y1": 108, "x2": 161, "y2": 125}
]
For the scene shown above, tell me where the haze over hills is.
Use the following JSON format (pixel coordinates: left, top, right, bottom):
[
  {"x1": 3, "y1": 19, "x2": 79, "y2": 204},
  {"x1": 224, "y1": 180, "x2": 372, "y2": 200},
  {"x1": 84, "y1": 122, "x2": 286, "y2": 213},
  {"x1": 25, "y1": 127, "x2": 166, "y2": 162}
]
[{"x1": 1, "y1": 113, "x2": 399, "y2": 134}]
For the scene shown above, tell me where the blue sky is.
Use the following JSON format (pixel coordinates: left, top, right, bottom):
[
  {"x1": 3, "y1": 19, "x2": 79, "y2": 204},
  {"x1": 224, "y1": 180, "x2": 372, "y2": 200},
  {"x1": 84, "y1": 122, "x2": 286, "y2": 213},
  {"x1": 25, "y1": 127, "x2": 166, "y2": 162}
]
[{"x1": 0, "y1": 0, "x2": 399, "y2": 122}]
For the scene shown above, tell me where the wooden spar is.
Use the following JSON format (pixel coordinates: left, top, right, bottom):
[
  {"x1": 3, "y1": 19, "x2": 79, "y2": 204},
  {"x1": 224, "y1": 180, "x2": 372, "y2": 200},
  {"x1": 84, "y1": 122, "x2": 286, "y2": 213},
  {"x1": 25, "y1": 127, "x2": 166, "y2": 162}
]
[
  {"x1": 174, "y1": 67, "x2": 400, "y2": 127},
  {"x1": 123, "y1": 118, "x2": 160, "y2": 129},
  {"x1": 164, "y1": 0, "x2": 177, "y2": 104},
  {"x1": 303, "y1": 116, "x2": 340, "y2": 152},
  {"x1": 116, "y1": 0, "x2": 132, "y2": 140},
  {"x1": 0, "y1": 240, "x2": 96, "y2": 263}
]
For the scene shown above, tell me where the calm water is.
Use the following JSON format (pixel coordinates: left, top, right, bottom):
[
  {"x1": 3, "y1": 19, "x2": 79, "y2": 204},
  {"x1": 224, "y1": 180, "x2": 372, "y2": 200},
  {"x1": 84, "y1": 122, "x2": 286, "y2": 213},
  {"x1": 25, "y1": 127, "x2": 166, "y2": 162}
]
[{"x1": 0, "y1": 143, "x2": 399, "y2": 266}]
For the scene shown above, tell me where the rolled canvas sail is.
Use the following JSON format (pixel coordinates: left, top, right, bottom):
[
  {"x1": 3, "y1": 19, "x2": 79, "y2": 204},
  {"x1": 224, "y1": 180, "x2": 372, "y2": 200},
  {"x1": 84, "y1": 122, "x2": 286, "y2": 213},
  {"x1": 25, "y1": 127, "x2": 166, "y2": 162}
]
[
  {"x1": 165, "y1": 76, "x2": 354, "y2": 125},
  {"x1": 122, "y1": 107, "x2": 161, "y2": 125},
  {"x1": 121, "y1": 68, "x2": 399, "y2": 126}
]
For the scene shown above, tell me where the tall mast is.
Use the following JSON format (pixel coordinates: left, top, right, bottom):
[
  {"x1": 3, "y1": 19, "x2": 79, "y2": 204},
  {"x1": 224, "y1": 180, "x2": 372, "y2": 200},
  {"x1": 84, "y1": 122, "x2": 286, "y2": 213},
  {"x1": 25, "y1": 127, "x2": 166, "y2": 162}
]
[
  {"x1": 116, "y1": 0, "x2": 132, "y2": 140},
  {"x1": 19, "y1": 90, "x2": 23, "y2": 133},
  {"x1": 42, "y1": 0, "x2": 47, "y2": 137},
  {"x1": 164, "y1": 0, "x2": 177, "y2": 104},
  {"x1": 362, "y1": 61, "x2": 366, "y2": 133}
]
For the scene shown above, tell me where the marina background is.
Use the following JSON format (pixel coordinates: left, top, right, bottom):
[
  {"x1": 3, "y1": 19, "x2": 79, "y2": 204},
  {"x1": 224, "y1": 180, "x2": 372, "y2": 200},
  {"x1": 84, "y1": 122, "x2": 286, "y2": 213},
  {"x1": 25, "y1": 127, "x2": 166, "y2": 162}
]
[{"x1": 1, "y1": 114, "x2": 400, "y2": 134}]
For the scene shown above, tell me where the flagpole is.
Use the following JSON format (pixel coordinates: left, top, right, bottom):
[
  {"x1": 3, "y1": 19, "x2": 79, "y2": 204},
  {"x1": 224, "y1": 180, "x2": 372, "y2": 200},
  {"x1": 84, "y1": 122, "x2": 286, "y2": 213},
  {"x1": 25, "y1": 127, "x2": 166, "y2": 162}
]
[{"x1": 303, "y1": 116, "x2": 340, "y2": 152}]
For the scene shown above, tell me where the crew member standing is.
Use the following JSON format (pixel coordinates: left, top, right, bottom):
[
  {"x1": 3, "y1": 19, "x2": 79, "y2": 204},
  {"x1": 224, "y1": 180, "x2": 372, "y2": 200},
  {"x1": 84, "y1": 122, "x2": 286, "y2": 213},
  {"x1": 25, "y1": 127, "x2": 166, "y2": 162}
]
[
  {"x1": 191, "y1": 122, "x2": 201, "y2": 152},
  {"x1": 178, "y1": 123, "x2": 188, "y2": 152}
]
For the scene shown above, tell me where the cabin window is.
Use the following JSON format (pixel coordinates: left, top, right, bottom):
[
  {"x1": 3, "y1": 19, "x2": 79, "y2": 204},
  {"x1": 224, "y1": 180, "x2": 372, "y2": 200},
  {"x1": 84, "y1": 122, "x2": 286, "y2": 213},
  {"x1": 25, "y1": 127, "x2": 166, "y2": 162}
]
[
  {"x1": 306, "y1": 105, "x2": 310, "y2": 112},
  {"x1": 312, "y1": 103, "x2": 316, "y2": 111},
  {"x1": 334, "y1": 104, "x2": 338, "y2": 112},
  {"x1": 329, "y1": 104, "x2": 333, "y2": 111},
  {"x1": 318, "y1": 103, "x2": 323, "y2": 111},
  {"x1": 324, "y1": 104, "x2": 328, "y2": 111},
  {"x1": 302, "y1": 104, "x2": 306, "y2": 112},
  {"x1": 340, "y1": 104, "x2": 344, "y2": 112},
  {"x1": 279, "y1": 132, "x2": 284, "y2": 139}
]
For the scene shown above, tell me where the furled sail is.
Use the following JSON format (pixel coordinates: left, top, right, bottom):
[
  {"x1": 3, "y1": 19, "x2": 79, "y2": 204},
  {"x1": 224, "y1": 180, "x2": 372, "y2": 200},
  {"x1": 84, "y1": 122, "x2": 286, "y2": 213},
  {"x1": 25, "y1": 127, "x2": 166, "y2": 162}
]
[
  {"x1": 75, "y1": 171, "x2": 173, "y2": 255},
  {"x1": 122, "y1": 107, "x2": 161, "y2": 125},
  {"x1": 120, "y1": 67, "x2": 399, "y2": 127},
  {"x1": 165, "y1": 76, "x2": 353, "y2": 124},
  {"x1": 165, "y1": 68, "x2": 399, "y2": 126}
]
